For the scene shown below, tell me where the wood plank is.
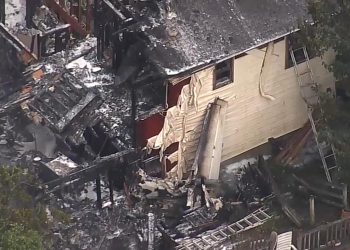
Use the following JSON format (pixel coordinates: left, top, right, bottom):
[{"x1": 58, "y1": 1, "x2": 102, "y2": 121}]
[
  {"x1": 44, "y1": 0, "x2": 87, "y2": 37},
  {"x1": 258, "y1": 156, "x2": 302, "y2": 227},
  {"x1": 56, "y1": 92, "x2": 97, "y2": 132},
  {"x1": 198, "y1": 99, "x2": 227, "y2": 180},
  {"x1": 293, "y1": 175, "x2": 343, "y2": 200}
]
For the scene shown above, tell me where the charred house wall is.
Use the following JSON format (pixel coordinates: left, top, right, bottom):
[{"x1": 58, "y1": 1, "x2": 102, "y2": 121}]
[{"x1": 0, "y1": 36, "x2": 26, "y2": 99}]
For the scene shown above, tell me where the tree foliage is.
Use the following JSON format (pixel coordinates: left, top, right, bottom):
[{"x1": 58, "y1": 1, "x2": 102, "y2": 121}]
[
  {"x1": 301, "y1": 0, "x2": 350, "y2": 178},
  {"x1": 0, "y1": 166, "x2": 67, "y2": 250},
  {"x1": 301, "y1": 0, "x2": 350, "y2": 81},
  {"x1": 0, "y1": 224, "x2": 43, "y2": 250},
  {"x1": 0, "y1": 167, "x2": 47, "y2": 250}
]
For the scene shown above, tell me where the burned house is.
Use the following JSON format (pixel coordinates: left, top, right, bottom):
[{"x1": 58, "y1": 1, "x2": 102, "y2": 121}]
[
  {"x1": 91, "y1": 0, "x2": 336, "y2": 181},
  {"x1": 1, "y1": 0, "x2": 349, "y2": 249}
]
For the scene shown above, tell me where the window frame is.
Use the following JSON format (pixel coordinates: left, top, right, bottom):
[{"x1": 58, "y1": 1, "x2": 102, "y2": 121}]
[
  {"x1": 213, "y1": 58, "x2": 234, "y2": 90},
  {"x1": 285, "y1": 35, "x2": 316, "y2": 69}
]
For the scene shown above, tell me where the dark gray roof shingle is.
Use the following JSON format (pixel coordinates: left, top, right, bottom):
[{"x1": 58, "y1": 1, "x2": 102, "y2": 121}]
[{"x1": 137, "y1": 0, "x2": 310, "y2": 76}]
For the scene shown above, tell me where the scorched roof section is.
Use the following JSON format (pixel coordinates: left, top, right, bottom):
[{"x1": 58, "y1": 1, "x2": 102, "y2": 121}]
[{"x1": 129, "y1": 0, "x2": 310, "y2": 76}]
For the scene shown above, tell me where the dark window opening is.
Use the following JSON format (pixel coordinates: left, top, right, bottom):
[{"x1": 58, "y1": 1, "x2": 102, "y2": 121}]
[
  {"x1": 214, "y1": 58, "x2": 233, "y2": 89},
  {"x1": 286, "y1": 35, "x2": 316, "y2": 68}
]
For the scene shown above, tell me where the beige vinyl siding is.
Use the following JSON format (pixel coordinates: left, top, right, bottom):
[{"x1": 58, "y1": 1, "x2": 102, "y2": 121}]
[{"x1": 164, "y1": 37, "x2": 335, "y2": 171}]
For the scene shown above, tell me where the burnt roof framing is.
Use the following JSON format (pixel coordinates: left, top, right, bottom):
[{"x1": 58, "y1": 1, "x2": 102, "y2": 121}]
[{"x1": 27, "y1": 73, "x2": 103, "y2": 134}]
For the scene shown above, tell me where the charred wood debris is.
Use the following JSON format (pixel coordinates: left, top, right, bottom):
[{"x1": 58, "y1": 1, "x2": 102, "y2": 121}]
[{"x1": 0, "y1": 1, "x2": 348, "y2": 250}]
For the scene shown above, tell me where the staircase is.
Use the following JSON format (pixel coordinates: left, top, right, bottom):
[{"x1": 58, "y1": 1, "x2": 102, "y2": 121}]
[
  {"x1": 176, "y1": 207, "x2": 273, "y2": 250},
  {"x1": 290, "y1": 47, "x2": 338, "y2": 182}
]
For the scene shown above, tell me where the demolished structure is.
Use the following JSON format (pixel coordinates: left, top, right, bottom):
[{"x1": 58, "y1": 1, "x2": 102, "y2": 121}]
[{"x1": 0, "y1": 0, "x2": 349, "y2": 249}]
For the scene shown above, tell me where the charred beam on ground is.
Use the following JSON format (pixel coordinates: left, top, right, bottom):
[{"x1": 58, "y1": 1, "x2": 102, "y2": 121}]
[
  {"x1": 0, "y1": 93, "x2": 33, "y2": 115},
  {"x1": 102, "y1": 0, "x2": 127, "y2": 21},
  {"x1": 56, "y1": 92, "x2": 97, "y2": 133},
  {"x1": 108, "y1": 167, "x2": 114, "y2": 206},
  {"x1": 44, "y1": 0, "x2": 88, "y2": 37},
  {"x1": 41, "y1": 149, "x2": 136, "y2": 194},
  {"x1": 96, "y1": 174, "x2": 102, "y2": 209},
  {"x1": 258, "y1": 156, "x2": 302, "y2": 227},
  {"x1": 55, "y1": 84, "x2": 79, "y2": 104},
  {"x1": 45, "y1": 91, "x2": 72, "y2": 111},
  {"x1": 293, "y1": 174, "x2": 346, "y2": 208},
  {"x1": 148, "y1": 213, "x2": 155, "y2": 250}
]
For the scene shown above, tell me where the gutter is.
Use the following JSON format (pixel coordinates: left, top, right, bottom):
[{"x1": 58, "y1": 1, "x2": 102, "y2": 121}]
[{"x1": 167, "y1": 28, "x2": 301, "y2": 80}]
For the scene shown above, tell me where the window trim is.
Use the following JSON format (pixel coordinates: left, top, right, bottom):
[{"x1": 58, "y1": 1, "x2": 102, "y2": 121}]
[
  {"x1": 285, "y1": 35, "x2": 316, "y2": 69},
  {"x1": 213, "y1": 58, "x2": 234, "y2": 90}
]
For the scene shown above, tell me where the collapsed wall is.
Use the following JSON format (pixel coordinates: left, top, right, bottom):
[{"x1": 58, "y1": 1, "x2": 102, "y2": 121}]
[{"x1": 147, "y1": 69, "x2": 229, "y2": 180}]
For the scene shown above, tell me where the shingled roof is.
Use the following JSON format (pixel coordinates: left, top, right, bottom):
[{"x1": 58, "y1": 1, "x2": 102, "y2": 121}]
[{"x1": 136, "y1": 0, "x2": 310, "y2": 76}]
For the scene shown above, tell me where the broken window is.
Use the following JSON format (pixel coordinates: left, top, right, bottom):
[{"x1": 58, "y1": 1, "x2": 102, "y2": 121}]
[
  {"x1": 286, "y1": 35, "x2": 316, "y2": 68},
  {"x1": 213, "y1": 58, "x2": 233, "y2": 89}
]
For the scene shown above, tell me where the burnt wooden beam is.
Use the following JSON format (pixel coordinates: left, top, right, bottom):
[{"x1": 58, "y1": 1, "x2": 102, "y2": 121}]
[
  {"x1": 44, "y1": 0, "x2": 87, "y2": 37},
  {"x1": 258, "y1": 156, "x2": 302, "y2": 227},
  {"x1": 42, "y1": 149, "x2": 136, "y2": 192},
  {"x1": 96, "y1": 174, "x2": 102, "y2": 208},
  {"x1": 131, "y1": 85, "x2": 137, "y2": 148},
  {"x1": 97, "y1": 24, "x2": 103, "y2": 61},
  {"x1": 108, "y1": 167, "x2": 114, "y2": 206},
  {"x1": 0, "y1": 93, "x2": 32, "y2": 115},
  {"x1": 37, "y1": 34, "x2": 42, "y2": 59},
  {"x1": 35, "y1": 98, "x2": 62, "y2": 119},
  {"x1": 56, "y1": 92, "x2": 97, "y2": 133},
  {"x1": 293, "y1": 174, "x2": 343, "y2": 200},
  {"x1": 94, "y1": 148, "x2": 136, "y2": 164},
  {"x1": 30, "y1": 35, "x2": 35, "y2": 53},
  {"x1": 102, "y1": 0, "x2": 127, "y2": 21},
  {"x1": 41, "y1": 24, "x2": 71, "y2": 37},
  {"x1": 45, "y1": 91, "x2": 71, "y2": 111},
  {"x1": 148, "y1": 213, "x2": 155, "y2": 250},
  {"x1": 55, "y1": 84, "x2": 80, "y2": 103},
  {"x1": 297, "y1": 186, "x2": 344, "y2": 208},
  {"x1": 293, "y1": 175, "x2": 348, "y2": 208},
  {"x1": 28, "y1": 101, "x2": 60, "y2": 125}
]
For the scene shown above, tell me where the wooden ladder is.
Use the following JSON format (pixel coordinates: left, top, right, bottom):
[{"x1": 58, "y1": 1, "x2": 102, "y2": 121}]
[
  {"x1": 290, "y1": 47, "x2": 338, "y2": 182},
  {"x1": 176, "y1": 207, "x2": 272, "y2": 250}
]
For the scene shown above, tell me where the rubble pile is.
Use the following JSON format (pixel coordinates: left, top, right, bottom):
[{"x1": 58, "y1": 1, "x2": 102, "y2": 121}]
[
  {"x1": 1, "y1": 1, "x2": 349, "y2": 250},
  {"x1": 45, "y1": 184, "x2": 157, "y2": 250}
]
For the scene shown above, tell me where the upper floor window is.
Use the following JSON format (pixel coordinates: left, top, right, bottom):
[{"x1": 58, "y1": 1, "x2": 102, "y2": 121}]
[
  {"x1": 213, "y1": 58, "x2": 233, "y2": 89},
  {"x1": 286, "y1": 35, "x2": 316, "y2": 68}
]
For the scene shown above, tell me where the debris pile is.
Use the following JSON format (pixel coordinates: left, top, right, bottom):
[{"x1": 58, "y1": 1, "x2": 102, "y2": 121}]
[{"x1": 0, "y1": 1, "x2": 349, "y2": 250}]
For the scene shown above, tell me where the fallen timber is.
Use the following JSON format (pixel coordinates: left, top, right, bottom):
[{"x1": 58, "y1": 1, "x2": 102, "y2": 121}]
[
  {"x1": 293, "y1": 174, "x2": 348, "y2": 209},
  {"x1": 36, "y1": 149, "x2": 136, "y2": 198},
  {"x1": 258, "y1": 156, "x2": 302, "y2": 227}
]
